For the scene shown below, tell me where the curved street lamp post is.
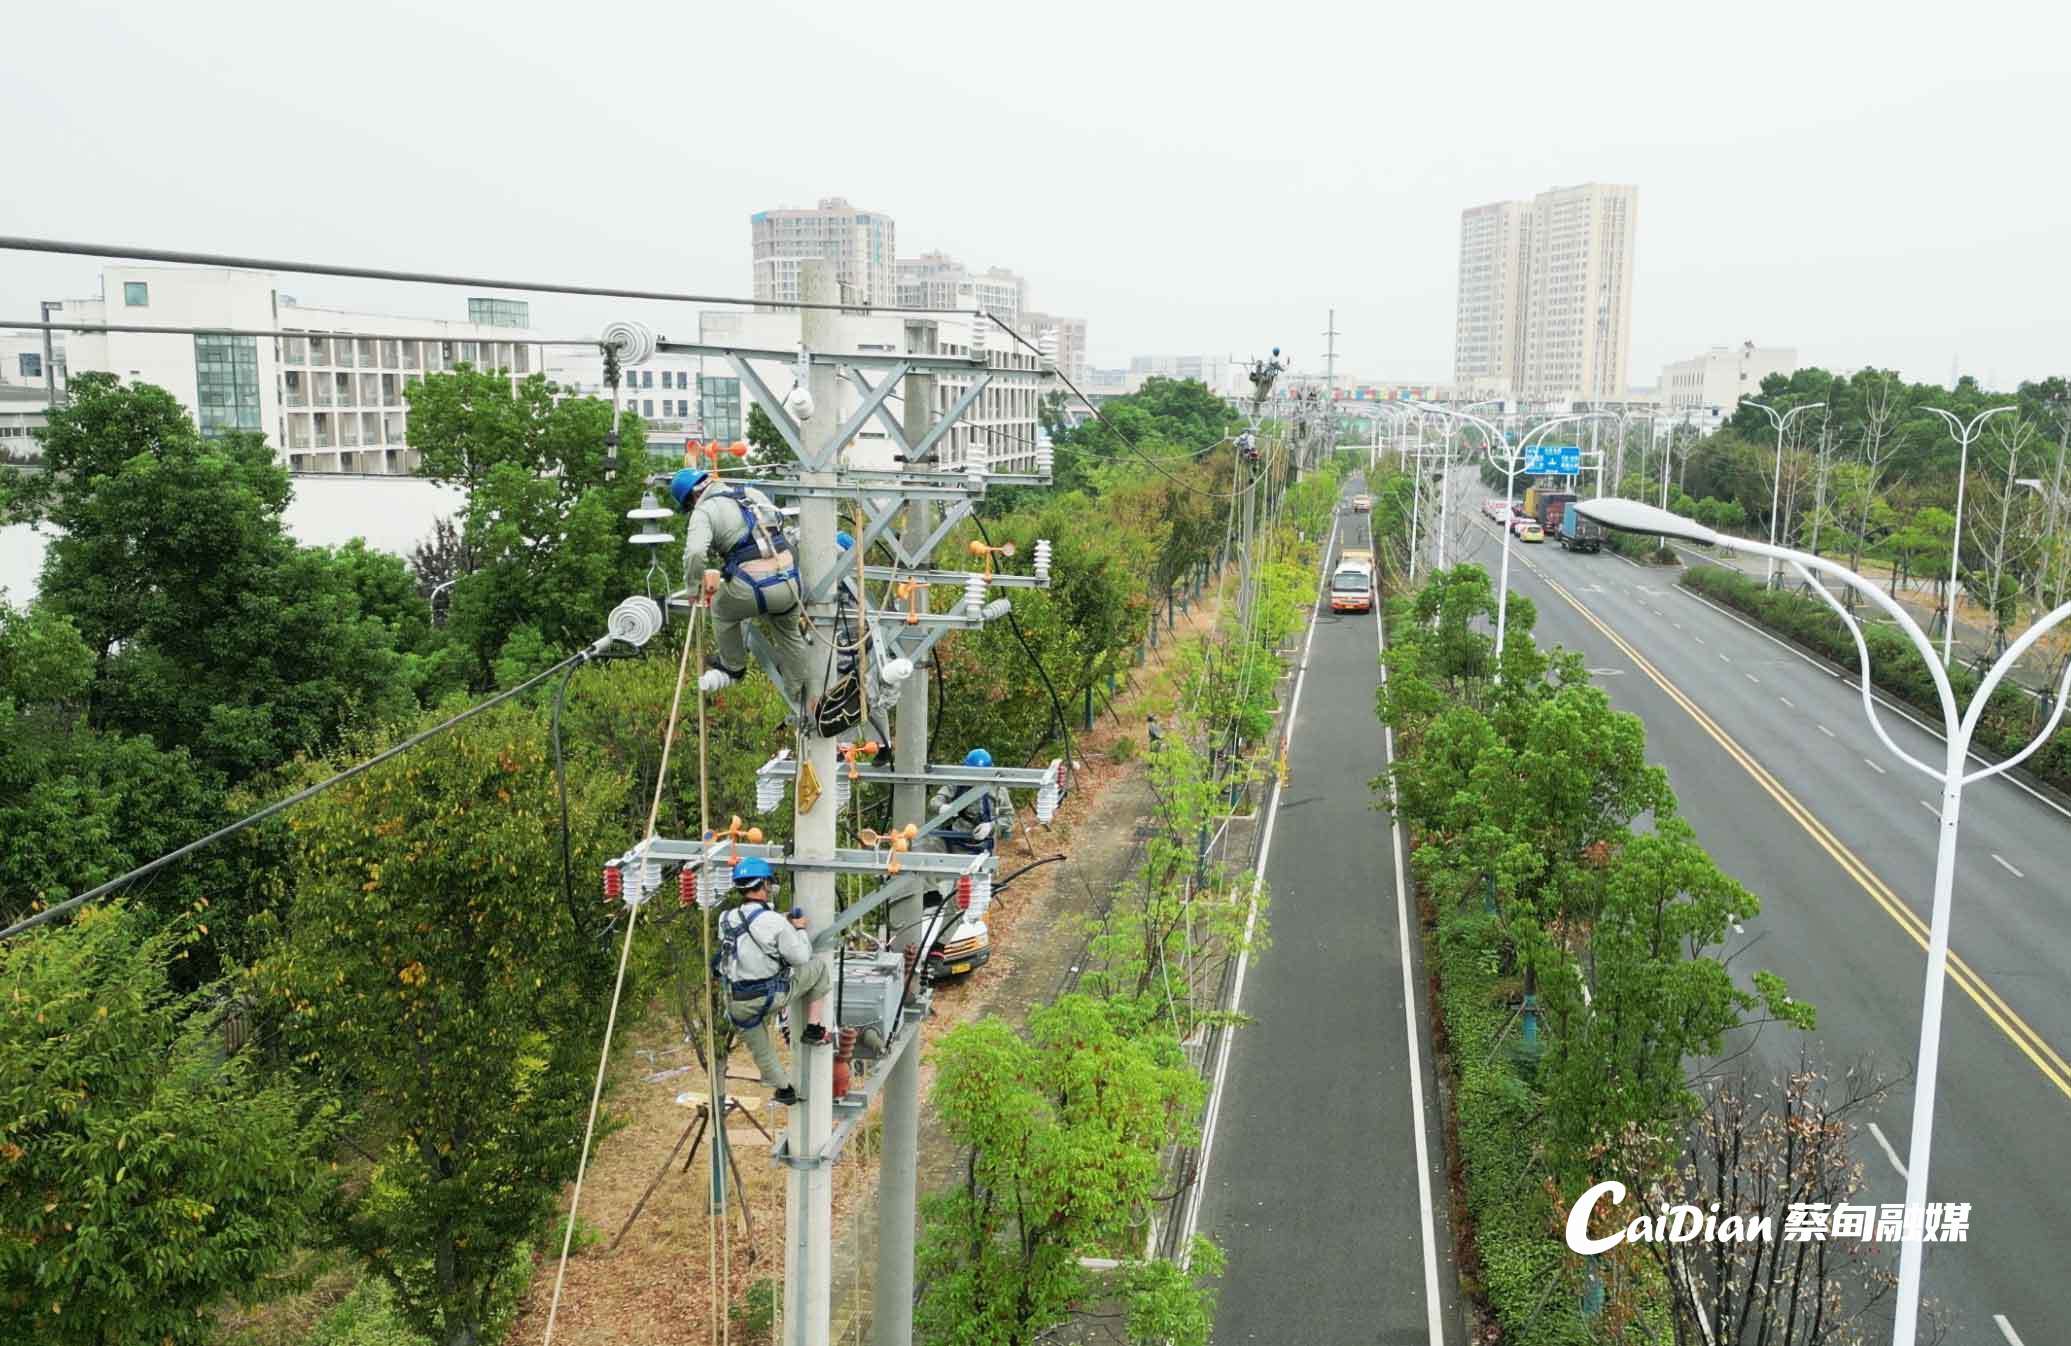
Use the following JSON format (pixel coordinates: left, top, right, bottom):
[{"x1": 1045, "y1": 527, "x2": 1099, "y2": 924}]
[
  {"x1": 1924, "y1": 404, "x2": 2020, "y2": 668},
  {"x1": 1576, "y1": 496, "x2": 2071, "y2": 1346},
  {"x1": 1743, "y1": 399, "x2": 1826, "y2": 589}
]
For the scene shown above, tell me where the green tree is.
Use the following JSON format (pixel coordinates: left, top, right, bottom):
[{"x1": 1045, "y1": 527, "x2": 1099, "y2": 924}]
[
  {"x1": 745, "y1": 402, "x2": 795, "y2": 469},
  {"x1": 261, "y1": 702, "x2": 627, "y2": 1346},
  {"x1": 17, "y1": 374, "x2": 415, "y2": 781},
  {"x1": 0, "y1": 907, "x2": 336, "y2": 1346},
  {"x1": 409, "y1": 367, "x2": 654, "y2": 688},
  {"x1": 916, "y1": 995, "x2": 1214, "y2": 1346}
]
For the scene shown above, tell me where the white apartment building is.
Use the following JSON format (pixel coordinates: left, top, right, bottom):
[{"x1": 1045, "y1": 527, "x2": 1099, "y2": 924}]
[
  {"x1": 751, "y1": 198, "x2": 897, "y2": 308},
  {"x1": 893, "y1": 252, "x2": 1027, "y2": 329},
  {"x1": 694, "y1": 309, "x2": 1041, "y2": 474},
  {"x1": 1658, "y1": 343, "x2": 1797, "y2": 415},
  {"x1": 1453, "y1": 201, "x2": 1529, "y2": 395},
  {"x1": 60, "y1": 266, "x2": 564, "y2": 474},
  {"x1": 543, "y1": 347, "x2": 704, "y2": 445},
  {"x1": 1454, "y1": 183, "x2": 1638, "y2": 403},
  {"x1": 1127, "y1": 354, "x2": 1247, "y2": 398},
  {"x1": 1018, "y1": 311, "x2": 1088, "y2": 386},
  {"x1": 1, "y1": 333, "x2": 64, "y2": 392}
]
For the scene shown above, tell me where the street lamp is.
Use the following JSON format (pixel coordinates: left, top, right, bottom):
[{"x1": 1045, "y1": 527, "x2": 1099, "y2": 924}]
[
  {"x1": 1576, "y1": 496, "x2": 2071, "y2": 1346},
  {"x1": 1743, "y1": 399, "x2": 1826, "y2": 589},
  {"x1": 1924, "y1": 404, "x2": 2019, "y2": 669}
]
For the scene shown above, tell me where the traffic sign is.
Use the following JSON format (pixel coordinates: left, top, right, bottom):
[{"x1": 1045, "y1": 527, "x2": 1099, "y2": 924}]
[{"x1": 1523, "y1": 444, "x2": 1581, "y2": 475}]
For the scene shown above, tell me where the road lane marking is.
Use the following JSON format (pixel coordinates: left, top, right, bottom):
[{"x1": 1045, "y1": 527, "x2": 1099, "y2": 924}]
[
  {"x1": 1816, "y1": 724, "x2": 1836, "y2": 737},
  {"x1": 1694, "y1": 634, "x2": 1706, "y2": 644},
  {"x1": 1867, "y1": 1122, "x2": 1910, "y2": 1180},
  {"x1": 1529, "y1": 565, "x2": 2071, "y2": 1102},
  {"x1": 1719, "y1": 653, "x2": 1732, "y2": 663},
  {"x1": 1376, "y1": 599, "x2": 1446, "y2": 1344},
  {"x1": 1779, "y1": 696, "x2": 1795, "y2": 708},
  {"x1": 1996, "y1": 1313, "x2": 2027, "y2": 1345},
  {"x1": 1920, "y1": 800, "x2": 1940, "y2": 819},
  {"x1": 1744, "y1": 672, "x2": 1760, "y2": 684},
  {"x1": 1865, "y1": 759, "x2": 1886, "y2": 775},
  {"x1": 1993, "y1": 854, "x2": 2025, "y2": 879},
  {"x1": 1672, "y1": 622, "x2": 1683, "y2": 630}
]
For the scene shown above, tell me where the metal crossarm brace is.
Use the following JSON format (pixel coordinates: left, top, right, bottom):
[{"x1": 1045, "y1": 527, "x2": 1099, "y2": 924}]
[
  {"x1": 846, "y1": 366, "x2": 914, "y2": 459},
  {"x1": 730, "y1": 479, "x2": 980, "y2": 504},
  {"x1": 648, "y1": 838, "x2": 996, "y2": 879},
  {"x1": 801, "y1": 362, "x2": 907, "y2": 474},
  {"x1": 909, "y1": 375, "x2": 991, "y2": 465},
  {"x1": 726, "y1": 352, "x2": 803, "y2": 458},
  {"x1": 771, "y1": 997, "x2": 927, "y2": 1171},
  {"x1": 659, "y1": 340, "x2": 982, "y2": 373},
  {"x1": 756, "y1": 760, "x2": 1056, "y2": 790},
  {"x1": 858, "y1": 565, "x2": 1048, "y2": 589}
]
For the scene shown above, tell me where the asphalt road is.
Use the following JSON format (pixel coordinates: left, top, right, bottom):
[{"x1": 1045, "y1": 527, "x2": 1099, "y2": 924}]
[
  {"x1": 1197, "y1": 484, "x2": 1460, "y2": 1345},
  {"x1": 1446, "y1": 471, "x2": 2067, "y2": 1345}
]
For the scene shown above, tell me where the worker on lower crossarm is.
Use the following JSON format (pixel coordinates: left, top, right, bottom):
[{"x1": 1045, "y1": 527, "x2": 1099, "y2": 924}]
[
  {"x1": 670, "y1": 467, "x2": 819, "y2": 708},
  {"x1": 715, "y1": 857, "x2": 829, "y2": 1106},
  {"x1": 929, "y1": 748, "x2": 1014, "y2": 855}
]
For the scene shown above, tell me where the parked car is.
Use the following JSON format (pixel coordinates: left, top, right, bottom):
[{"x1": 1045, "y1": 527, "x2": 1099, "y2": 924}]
[
  {"x1": 1510, "y1": 514, "x2": 1536, "y2": 537},
  {"x1": 1518, "y1": 521, "x2": 1545, "y2": 543}
]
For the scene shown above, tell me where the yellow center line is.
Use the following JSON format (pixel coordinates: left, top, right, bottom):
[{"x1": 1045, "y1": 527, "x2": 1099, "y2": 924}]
[{"x1": 1525, "y1": 556, "x2": 2071, "y2": 1102}]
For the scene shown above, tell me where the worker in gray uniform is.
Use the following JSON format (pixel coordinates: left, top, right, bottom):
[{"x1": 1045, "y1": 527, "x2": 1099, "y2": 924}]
[
  {"x1": 928, "y1": 747, "x2": 1014, "y2": 857},
  {"x1": 715, "y1": 857, "x2": 829, "y2": 1106},
  {"x1": 671, "y1": 467, "x2": 818, "y2": 705}
]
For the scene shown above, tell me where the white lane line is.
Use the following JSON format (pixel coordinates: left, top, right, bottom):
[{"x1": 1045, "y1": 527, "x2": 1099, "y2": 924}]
[
  {"x1": 1867, "y1": 1122, "x2": 1910, "y2": 1180},
  {"x1": 1744, "y1": 672, "x2": 1760, "y2": 684},
  {"x1": 1920, "y1": 800, "x2": 1940, "y2": 818},
  {"x1": 1778, "y1": 696, "x2": 1795, "y2": 709},
  {"x1": 1694, "y1": 634, "x2": 1707, "y2": 644},
  {"x1": 1672, "y1": 622, "x2": 1683, "y2": 630},
  {"x1": 1378, "y1": 599, "x2": 1446, "y2": 1344},
  {"x1": 1175, "y1": 511, "x2": 1339, "y2": 1264},
  {"x1": 1864, "y1": 759, "x2": 1886, "y2": 774},
  {"x1": 1993, "y1": 854, "x2": 2026, "y2": 879},
  {"x1": 1816, "y1": 724, "x2": 1836, "y2": 738},
  {"x1": 1719, "y1": 653, "x2": 1732, "y2": 663},
  {"x1": 1995, "y1": 1313, "x2": 2027, "y2": 1345}
]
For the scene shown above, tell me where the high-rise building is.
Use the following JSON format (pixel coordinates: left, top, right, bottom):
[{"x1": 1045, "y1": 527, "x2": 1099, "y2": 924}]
[
  {"x1": 1658, "y1": 343, "x2": 1796, "y2": 415},
  {"x1": 894, "y1": 252, "x2": 1026, "y2": 327},
  {"x1": 60, "y1": 266, "x2": 553, "y2": 474},
  {"x1": 1017, "y1": 312, "x2": 1087, "y2": 385},
  {"x1": 751, "y1": 197, "x2": 897, "y2": 307},
  {"x1": 1453, "y1": 183, "x2": 1637, "y2": 403},
  {"x1": 1453, "y1": 201, "x2": 1530, "y2": 396}
]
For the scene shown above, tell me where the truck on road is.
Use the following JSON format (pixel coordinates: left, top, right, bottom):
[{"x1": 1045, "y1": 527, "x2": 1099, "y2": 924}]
[{"x1": 1557, "y1": 505, "x2": 1603, "y2": 552}]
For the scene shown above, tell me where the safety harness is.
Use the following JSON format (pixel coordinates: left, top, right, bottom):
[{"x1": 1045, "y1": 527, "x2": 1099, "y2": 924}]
[
  {"x1": 714, "y1": 486, "x2": 799, "y2": 615},
  {"x1": 714, "y1": 898, "x2": 789, "y2": 1029}
]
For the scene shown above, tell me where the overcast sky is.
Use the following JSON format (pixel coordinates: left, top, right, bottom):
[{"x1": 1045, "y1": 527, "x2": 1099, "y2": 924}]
[{"x1": 4, "y1": 0, "x2": 2067, "y2": 391}]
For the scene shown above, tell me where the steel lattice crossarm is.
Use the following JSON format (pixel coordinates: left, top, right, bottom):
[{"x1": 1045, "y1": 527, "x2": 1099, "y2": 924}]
[{"x1": 752, "y1": 753, "x2": 1063, "y2": 823}]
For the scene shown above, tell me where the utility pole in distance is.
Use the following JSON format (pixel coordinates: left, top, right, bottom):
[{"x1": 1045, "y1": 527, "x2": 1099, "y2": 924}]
[{"x1": 874, "y1": 335, "x2": 935, "y2": 1346}]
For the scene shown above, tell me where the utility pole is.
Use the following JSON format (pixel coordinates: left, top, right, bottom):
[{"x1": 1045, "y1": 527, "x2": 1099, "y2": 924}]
[
  {"x1": 874, "y1": 340, "x2": 934, "y2": 1346},
  {"x1": 786, "y1": 257, "x2": 843, "y2": 1346},
  {"x1": 1322, "y1": 309, "x2": 1339, "y2": 468}
]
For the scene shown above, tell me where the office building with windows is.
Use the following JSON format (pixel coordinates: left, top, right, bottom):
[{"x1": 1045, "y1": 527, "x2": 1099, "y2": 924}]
[
  {"x1": 1454, "y1": 183, "x2": 1638, "y2": 403},
  {"x1": 1658, "y1": 343, "x2": 1796, "y2": 415},
  {"x1": 894, "y1": 253, "x2": 1027, "y2": 329},
  {"x1": 1017, "y1": 312, "x2": 1088, "y2": 386},
  {"x1": 59, "y1": 266, "x2": 557, "y2": 474},
  {"x1": 751, "y1": 197, "x2": 897, "y2": 308}
]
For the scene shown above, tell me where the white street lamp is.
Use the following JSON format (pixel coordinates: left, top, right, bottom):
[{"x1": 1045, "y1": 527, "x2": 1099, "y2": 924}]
[
  {"x1": 1576, "y1": 496, "x2": 2071, "y2": 1346},
  {"x1": 1925, "y1": 404, "x2": 2019, "y2": 669},
  {"x1": 1743, "y1": 399, "x2": 1826, "y2": 589}
]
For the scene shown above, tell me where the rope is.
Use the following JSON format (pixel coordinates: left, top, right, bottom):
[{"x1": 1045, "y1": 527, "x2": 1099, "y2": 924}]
[
  {"x1": 694, "y1": 598, "x2": 725, "y2": 1346},
  {"x1": 542, "y1": 604, "x2": 703, "y2": 1345}
]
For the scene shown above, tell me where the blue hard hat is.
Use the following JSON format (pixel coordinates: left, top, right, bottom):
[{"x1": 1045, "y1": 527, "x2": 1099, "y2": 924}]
[
  {"x1": 964, "y1": 748, "x2": 993, "y2": 768},
  {"x1": 669, "y1": 468, "x2": 710, "y2": 510},
  {"x1": 732, "y1": 856, "x2": 776, "y2": 888},
  {"x1": 836, "y1": 530, "x2": 855, "y2": 550}
]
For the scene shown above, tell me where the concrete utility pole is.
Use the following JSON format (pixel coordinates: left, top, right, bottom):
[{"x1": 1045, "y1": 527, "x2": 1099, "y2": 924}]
[
  {"x1": 1322, "y1": 309, "x2": 1339, "y2": 460},
  {"x1": 874, "y1": 345, "x2": 935, "y2": 1346},
  {"x1": 786, "y1": 258, "x2": 843, "y2": 1345}
]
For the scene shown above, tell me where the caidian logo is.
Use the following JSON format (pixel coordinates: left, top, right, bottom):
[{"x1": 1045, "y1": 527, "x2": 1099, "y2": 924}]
[{"x1": 1564, "y1": 1181, "x2": 1772, "y2": 1254}]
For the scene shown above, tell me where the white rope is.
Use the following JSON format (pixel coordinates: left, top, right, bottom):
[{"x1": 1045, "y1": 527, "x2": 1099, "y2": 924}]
[{"x1": 542, "y1": 604, "x2": 704, "y2": 1345}]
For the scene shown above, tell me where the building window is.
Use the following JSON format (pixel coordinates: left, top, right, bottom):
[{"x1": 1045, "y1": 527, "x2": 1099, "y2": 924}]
[
  {"x1": 642, "y1": 399, "x2": 654, "y2": 417},
  {"x1": 17, "y1": 352, "x2": 40, "y2": 379},
  {"x1": 123, "y1": 282, "x2": 149, "y2": 307},
  {"x1": 193, "y1": 335, "x2": 262, "y2": 438},
  {"x1": 699, "y1": 376, "x2": 742, "y2": 441},
  {"x1": 642, "y1": 370, "x2": 653, "y2": 389}
]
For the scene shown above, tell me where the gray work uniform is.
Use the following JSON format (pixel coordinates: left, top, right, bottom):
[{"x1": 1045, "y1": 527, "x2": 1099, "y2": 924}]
[
  {"x1": 685, "y1": 484, "x2": 820, "y2": 708},
  {"x1": 719, "y1": 900, "x2": 832, "y2": 1093},
  {"x1": 927, "y1": 783, "x2": 1015, "y2": 852}
]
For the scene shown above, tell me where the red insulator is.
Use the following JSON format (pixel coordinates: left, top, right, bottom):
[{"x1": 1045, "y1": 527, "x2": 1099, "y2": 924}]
[
  {"x1": 837, "y1": 1026, "x2": 859, "y2": 1059},
  {"x1": 955, "y1": 876, "x2": 972, "y2": 911},
  {"x1": 602, "y1": 865, "x2": 623, "y2": 902},
  {"x1": 902, "y1": 944, "x2": 921, "y2": 975},
  {"x1": 679, "y1": 867, "x2": 696, "y2": 907}
]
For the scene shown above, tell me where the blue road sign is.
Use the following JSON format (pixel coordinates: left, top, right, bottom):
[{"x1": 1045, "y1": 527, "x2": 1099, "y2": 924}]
[{"x1": 1523, "y1": 445, "x2": 1581, "y2": 475}]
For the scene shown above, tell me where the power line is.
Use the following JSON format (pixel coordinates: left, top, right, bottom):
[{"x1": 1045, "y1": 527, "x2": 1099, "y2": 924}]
[
  {"x1": 0, "y1": 235, "x2": 981, "y2": 316},
  {"x1": 3, "y1": 319, "x2": 609, "y2": 347},
  {"x1": 1, "y1": 649, "x2": 594, "y2": 942}
]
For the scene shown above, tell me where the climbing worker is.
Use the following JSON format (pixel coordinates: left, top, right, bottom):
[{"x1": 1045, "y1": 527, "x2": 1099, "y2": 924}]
[
  {"x1": 715, "y1": 857, "x2": 829, "y2": 1106},
  {"x1": 928, "y1": 748, "x2": 1014, "y2": 856},
  {"x1": 671, "y1": 467, "x2": 818, "y2": 707}
]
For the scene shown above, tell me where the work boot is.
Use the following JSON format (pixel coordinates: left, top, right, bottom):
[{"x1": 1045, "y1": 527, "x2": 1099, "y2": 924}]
[
  {"x1": 772, "y1": 1085, "x2": 800, "y2": 1106},
  {"x1": 801, "y1": 1023, "x2": 830, "y2": 1046}
]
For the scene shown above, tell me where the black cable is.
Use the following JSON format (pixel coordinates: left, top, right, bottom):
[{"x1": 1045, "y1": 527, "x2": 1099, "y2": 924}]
[
  {"x1": 991, "y1": 854, "x2": 1066, "y2": 894},
  {"x1": 551, "y1": 659, "x2": 584, "y2": 933},
  {"x1": 2, "y1": 649, "x2": 591, "y2": 942},
  {"x1": 972, "y1": 515, "x2": 1078, "y2": 791}
]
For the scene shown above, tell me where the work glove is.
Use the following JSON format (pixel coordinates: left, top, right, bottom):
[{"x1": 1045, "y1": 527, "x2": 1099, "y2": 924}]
[
  {"x1": 700, "y1": 668, "x2": 735, "y2": 693},
  {"x1": 970, "y1": 821, "x2": 993, "y2": 842}
]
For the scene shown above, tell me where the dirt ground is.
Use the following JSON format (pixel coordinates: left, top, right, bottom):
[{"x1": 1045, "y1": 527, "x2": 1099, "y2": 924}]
[{"x1": 502, "y1": 585, "x2": 1229, "y2": 1345}]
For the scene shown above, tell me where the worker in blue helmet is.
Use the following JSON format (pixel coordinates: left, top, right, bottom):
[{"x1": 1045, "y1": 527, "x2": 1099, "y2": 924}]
[
  {"x1": 927, "y1": 747, "x2": 1014, "y2": 857},
  {"x1": 670, "y1": 468, "x2": 818, "y2": 708},
  {"x1": 713, "y1": 855, "x2": 829, "y2": 1106}
]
